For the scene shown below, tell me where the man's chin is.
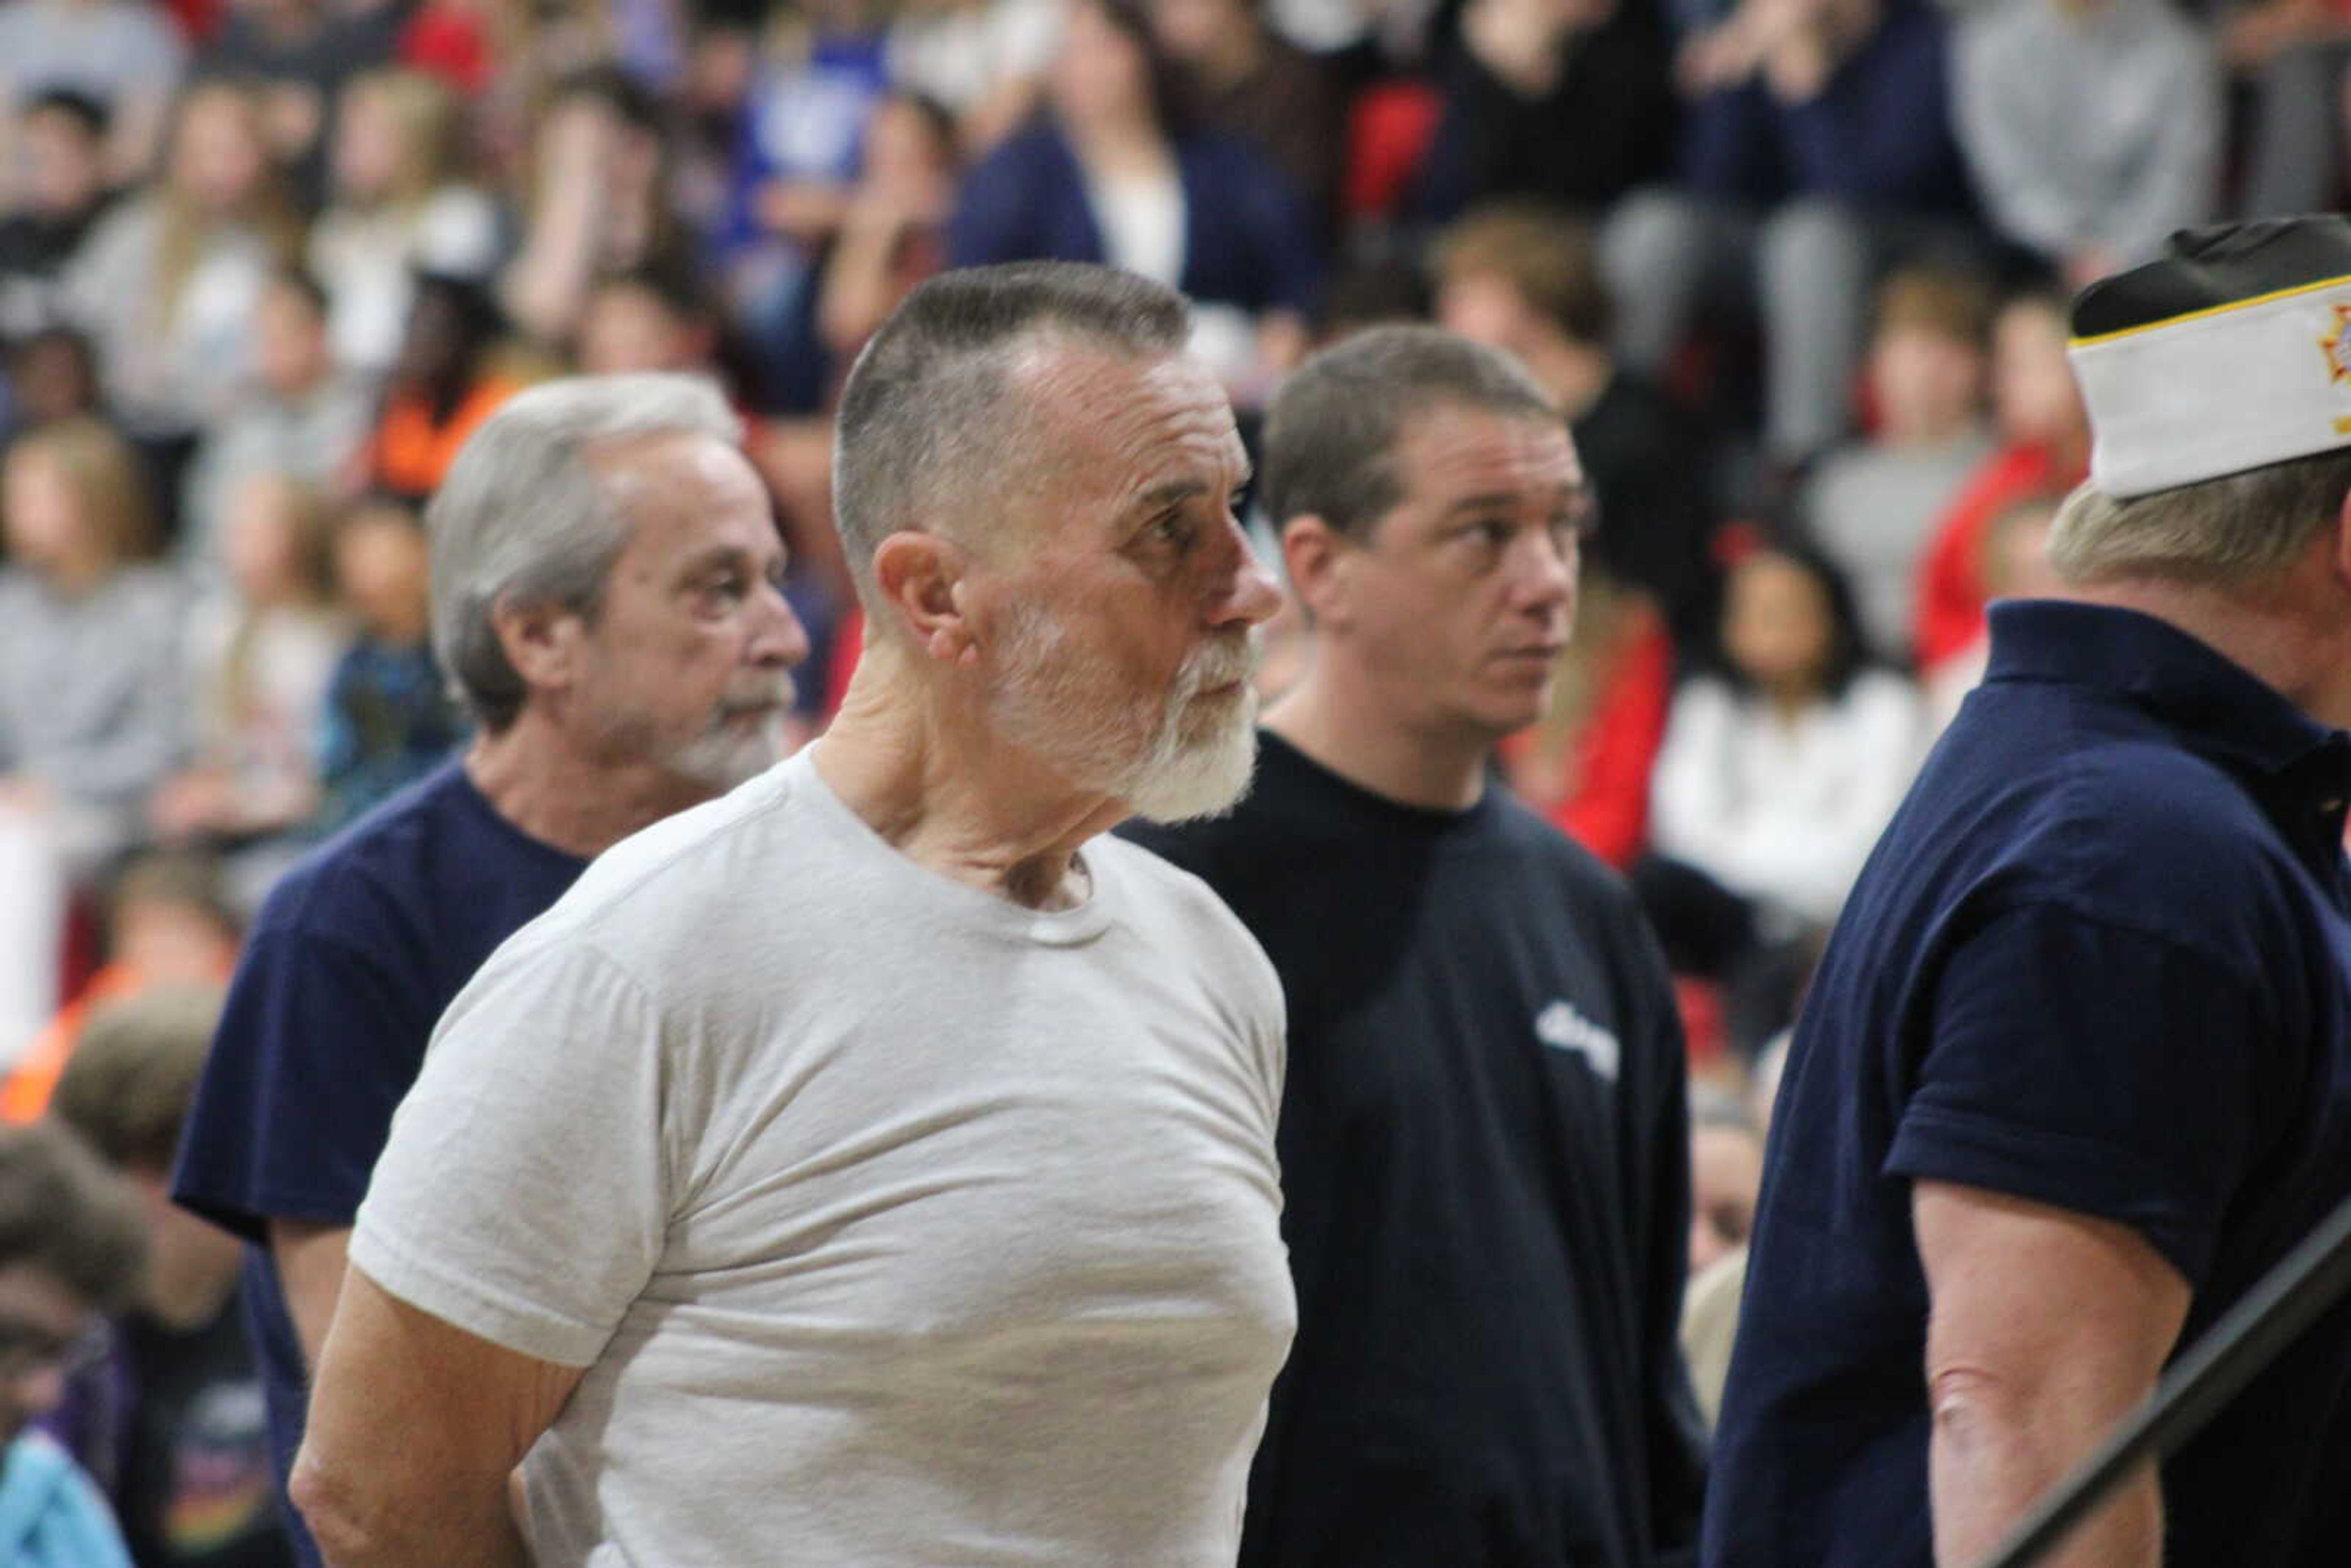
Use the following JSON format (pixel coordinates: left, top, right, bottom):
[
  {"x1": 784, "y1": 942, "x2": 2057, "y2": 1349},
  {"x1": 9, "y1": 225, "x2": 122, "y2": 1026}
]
[{"x1": 1126, "y1": 721, "x2": 1261, "y2": 825}]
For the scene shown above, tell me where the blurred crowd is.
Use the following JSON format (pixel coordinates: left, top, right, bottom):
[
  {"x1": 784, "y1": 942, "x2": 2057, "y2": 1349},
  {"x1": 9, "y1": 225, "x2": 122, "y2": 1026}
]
[{"x1": 0, "y1": 0, "x2": 2344, "y2": 1553}]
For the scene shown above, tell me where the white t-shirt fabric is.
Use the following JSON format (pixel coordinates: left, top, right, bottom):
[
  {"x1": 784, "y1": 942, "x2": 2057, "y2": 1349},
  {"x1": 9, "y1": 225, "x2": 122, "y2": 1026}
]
[{"x1": 351, "y1": 748, "x2": 1294, "y2": 1568}]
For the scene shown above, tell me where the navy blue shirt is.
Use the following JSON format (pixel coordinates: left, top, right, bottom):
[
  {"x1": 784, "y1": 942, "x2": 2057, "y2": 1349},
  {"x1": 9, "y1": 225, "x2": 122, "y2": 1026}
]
[
  {"x1": 173, "y1": 760, "x2": 587, "y2": 1566},
  {"x1": 1127, "y1": 733, "x2": 1706, "y2": 1568},
  {"x1": 1705, "y1": 601, "x2": 2351, "y2": 1567}
]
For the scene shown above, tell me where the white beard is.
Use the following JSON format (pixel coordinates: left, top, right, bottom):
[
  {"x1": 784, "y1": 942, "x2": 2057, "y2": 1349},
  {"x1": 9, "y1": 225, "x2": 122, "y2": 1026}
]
[{"x1": 994, "y1": 603, "x2": 1261, "y2": 824}]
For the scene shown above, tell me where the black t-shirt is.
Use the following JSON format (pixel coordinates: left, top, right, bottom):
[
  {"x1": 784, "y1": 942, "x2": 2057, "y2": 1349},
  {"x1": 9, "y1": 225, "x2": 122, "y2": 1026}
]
[
  {"x1": 1706, "y1": 602, "x2": 2351, "y2": 1567},
  {"x1": 1124, "y1": 733, "x2": 1706, "y2": 1568},
  {"x1": 113, "y1": 1291, "x2": 293, "y2": 1568}
]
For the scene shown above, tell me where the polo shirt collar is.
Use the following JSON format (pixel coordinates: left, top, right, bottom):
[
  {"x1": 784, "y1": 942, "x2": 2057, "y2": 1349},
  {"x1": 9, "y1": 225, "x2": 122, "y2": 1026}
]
[{"x1": 1984, "y1": 600, "x2": 2351, "y2": 797}]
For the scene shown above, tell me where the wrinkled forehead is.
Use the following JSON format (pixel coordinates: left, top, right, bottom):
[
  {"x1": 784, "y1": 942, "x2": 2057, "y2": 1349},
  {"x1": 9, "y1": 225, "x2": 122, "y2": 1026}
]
[{"x1": 1008, "y1": 345, "x2": 1248, "y2": 517}]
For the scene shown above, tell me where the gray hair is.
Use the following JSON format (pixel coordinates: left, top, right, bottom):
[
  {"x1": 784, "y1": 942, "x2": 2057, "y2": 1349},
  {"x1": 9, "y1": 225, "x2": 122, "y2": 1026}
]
[
  {"x1": 2049, "y1": 445, "x2": 2351, "y2": 589},
  {"x1": 427, "y1": 373, "x2": 741, "y2": 731},
  {"x1": 1261, "y1": 324, "x2": 1559, "y2": 540},
  {"x1": 831, "y1": 262, "x2": 1191, "y2": 594}
]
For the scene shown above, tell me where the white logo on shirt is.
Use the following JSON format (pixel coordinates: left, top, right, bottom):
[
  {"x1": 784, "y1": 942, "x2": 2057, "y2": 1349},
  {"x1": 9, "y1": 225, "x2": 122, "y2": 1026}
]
[{"x1": 1535, "y1": 999, "x2": 1621, "y2": 1084}]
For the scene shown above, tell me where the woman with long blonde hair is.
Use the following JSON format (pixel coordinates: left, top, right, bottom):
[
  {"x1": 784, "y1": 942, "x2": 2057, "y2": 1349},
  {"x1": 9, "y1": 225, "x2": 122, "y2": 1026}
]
[
  {"x1": 309, "y1": 69, "x2": 501, "y2": 373},
  {"x1": 61, "y1": 81, "x2": 302, "y2": 496}
]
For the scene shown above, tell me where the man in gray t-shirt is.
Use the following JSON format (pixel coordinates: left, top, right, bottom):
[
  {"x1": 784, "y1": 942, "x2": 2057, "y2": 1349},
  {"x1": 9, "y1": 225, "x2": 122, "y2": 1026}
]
[{"x1": 294, "y1": 261, "x2": 1292, "y2": 1567}]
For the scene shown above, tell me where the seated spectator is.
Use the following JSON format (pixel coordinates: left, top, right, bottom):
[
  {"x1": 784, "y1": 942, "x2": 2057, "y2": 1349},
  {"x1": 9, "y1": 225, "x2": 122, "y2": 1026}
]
[
  {"x1": 2, "y1": 326, "x2": 100, "y2": 437},
  {"x1": 1952, "y1": 0, "x2": 2220, "y2": 289},
  {"x1": 0, "y1": 850, "x2": 239, "y2": 1122},
  {"x1": 1600, "y1": 0, "x2": 1977, "y2": 467},
  {"x1": 149, "y1": 477, "x2": 345, "y2": 901},
  {"x1": 1924, "y1": 489, "x2": 2064, "y2": 731},
  {"x1": 1795, "y1": 265, "x2": 1994, "y2": 663},
  {"x1": 0, "y1": 0, "x2": 185, "y2": 185},
  {"x1": 713, "y1": 0, "x2": 891, "y2": 411},
  {"x1": 883, "y1": 0, "x2": 1060, "y2": 154},
  {"x1": 0, "y1": 418, "x2": 184, "y2": 1060},
  {"x1": 61, "y1": 80, "x2": 301, "y2": 513},
  {"x1": 576, "y1": 265, "x2": 722, "y2": 377},
  {"x1": 1434, "y1": 199, "x2": 1723, "y2": 649},
  {"x1": 1149, "y1": 0, "x2": 1344, "y2": 227},
  {"x1": 2225, "y1": 0, "x2": 2351, "y2": 217},
  {"x1": 310, "y1": 500, "x2": 463, "y2": 834},
  {"x1": 1641, "y1": 542, "x2": 1922, "y2": 1050},
  {"x1": 813, "y1": 91, "x2": 959, "y2": 364},
  {"x1": 1681, "y1": 1082, "x2": 1764, "y2": 1428},
  {"x1": 0, "y1": 1120, "x2": 143, "y2": 1568},
  {"x1": 1412, "y1": 0, "x2": 1676, "y2": 225},
  {"x1": 46, "y1": 985, "x2": 290, "y2": 1568},
  {"x1": 949, "y1": 0, "x2": 1322, "y2": 404},
  {"x1": 178, "y1": 268, "x2": 373, "y2": 578},
  {"x1": 1499, "y1": 570, "x2": 1674, "y2": 868},
  {"x1": 363, "y1": 271, "x2": 520, "y2": 505},
  {"x1": 500, "y1": 64, "x2": 693, "y2": 354},
  {"x1": 0, "y1": 91, "x2": 117, "y2": 353},
  {"x1": 401, "y1": 0, "x2": 650, "y2": 187},
  {"x1": 307, "y1": 69, "x2": 501, "y2": 377},
  {"x1": 197, "y1": 0, "x2": 403, "y2": 205},
  {"x1": 1911, "y1": 287, "x2": 2087, "y2": 675}
]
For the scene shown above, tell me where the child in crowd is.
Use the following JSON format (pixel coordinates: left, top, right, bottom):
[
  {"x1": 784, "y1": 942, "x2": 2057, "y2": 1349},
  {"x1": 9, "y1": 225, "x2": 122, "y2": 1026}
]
[
  {"x1": 1641, "y1": 543, "x2": 1924, "y2": 1053},
  {"x1": 363, "y1": 272, "x2": 520, "y2": 506},
  {"x1": 1798, "y1": 267, "x2": 1995, "y2": 664},
  {"x1": 1925, "y1": 489, "x2": 2066, "y2": 732},
  {"x1": 311, "y1": 500, "x2": 464, "y2": 835},
  {"x1": 1911, "y1": 288, "x2": 2088, "y2": 674},
  {"x1": 48, "y1": 984, "x2": 292, "y2": 1568},
  {"x1": 2, "y1": 852, "x2": 241, "y2": 1124},
  {"x1": 0, "y1": 418, "x2": 184, "y2": 1064},
  {"x1": 59, "y1": 81, "x2": 301, "y2": 502},
  {"x1": 178, "y1": 269, "x2": 374, "y2": 595},
  {"x1": 1681, "y1": 1084, "x2": 1766, "y2": 1428},
  {"x1": 307, "y1": 69, "x2": 501, "y2": 378},
  {"x1": 150, "y1": 477, "x2": 347, "y2": 904}
]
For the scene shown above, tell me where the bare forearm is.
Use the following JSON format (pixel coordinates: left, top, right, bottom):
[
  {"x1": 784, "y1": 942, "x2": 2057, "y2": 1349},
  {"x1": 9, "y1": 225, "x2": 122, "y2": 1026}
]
[{"x1": 1929, "y1": 1379, "x2": 2162, "y2": 1568}]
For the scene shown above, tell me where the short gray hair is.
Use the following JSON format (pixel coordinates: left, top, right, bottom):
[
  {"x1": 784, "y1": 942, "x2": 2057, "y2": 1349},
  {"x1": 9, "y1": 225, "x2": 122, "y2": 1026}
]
[
  {"x1": 1261, "y1": 324, "x2": 1558, "y2": 539},
  {"x1": 831, "y1": 262, "x2": 1191, "y2": 593},
  {"x1": 427, "y1": 373, "x2": 740, "y2": 730},
  {"x1": 2049, "y1": 445, "x2": 2351, "y2": 588}
]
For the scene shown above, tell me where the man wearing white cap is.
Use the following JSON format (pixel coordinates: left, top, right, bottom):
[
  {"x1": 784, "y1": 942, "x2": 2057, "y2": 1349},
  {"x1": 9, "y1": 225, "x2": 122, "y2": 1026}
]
[{"x1": 1702, "y1": 216, "x2": 2351, "y2": 1568}]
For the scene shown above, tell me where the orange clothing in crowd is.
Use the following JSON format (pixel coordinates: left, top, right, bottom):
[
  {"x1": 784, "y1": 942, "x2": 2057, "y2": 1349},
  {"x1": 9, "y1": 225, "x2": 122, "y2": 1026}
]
[
  {"x1": 1911, "y1": 443, "x2": 2084, "y2": 673},
  {"x1": 369, "y1": 377, "x2": 521, "y2": 503},
  {"x1": 0, "y1": 956, "x2": 235, "y2": 1123}
]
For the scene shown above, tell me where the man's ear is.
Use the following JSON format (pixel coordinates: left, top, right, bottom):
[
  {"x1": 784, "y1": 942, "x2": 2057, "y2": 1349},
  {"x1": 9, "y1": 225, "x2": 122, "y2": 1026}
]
[
  {"x1": 872, "y1": 531, "x2": 980, "y2": 666},
  {"x1": 489, "y1": 597, "x2": 579, "y2": 694},
  {"x1": 1281, "y1": 516, "x2": 1352, "y2": 629}
]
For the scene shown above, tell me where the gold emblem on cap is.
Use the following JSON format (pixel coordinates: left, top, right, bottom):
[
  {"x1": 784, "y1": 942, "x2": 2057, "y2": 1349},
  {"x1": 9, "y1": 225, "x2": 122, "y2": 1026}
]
[{"x1": 2321, "y1": 304, "x2": 2351, "y2": 383}]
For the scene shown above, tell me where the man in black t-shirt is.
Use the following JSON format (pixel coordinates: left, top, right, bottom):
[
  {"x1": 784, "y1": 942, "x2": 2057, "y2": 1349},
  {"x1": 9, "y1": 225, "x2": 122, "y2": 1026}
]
[{"x1": 1127, "y1": 324, "x2": 1706, "y2": 1568}]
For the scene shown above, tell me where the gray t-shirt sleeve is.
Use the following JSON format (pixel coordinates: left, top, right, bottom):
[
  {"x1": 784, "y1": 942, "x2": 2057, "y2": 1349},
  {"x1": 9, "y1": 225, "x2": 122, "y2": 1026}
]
[{"x1": 351, "y1": 939, "x2": 673, "y2": 1368}]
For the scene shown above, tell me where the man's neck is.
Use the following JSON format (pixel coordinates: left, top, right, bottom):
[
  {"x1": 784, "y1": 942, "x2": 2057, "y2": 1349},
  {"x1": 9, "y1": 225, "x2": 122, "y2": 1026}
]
[
  {"x1": 2066, "y1": 570, "x2": 2351, "y2": 731},
  {"x1": 465, "y1": 719, "x2": 718, "y2": 859},
  {"x1": 811, "y1": 645, "x2": 1122, "y2": 911},
  {"x1": 1264, "y1": 657, "x2": 1493, "y2": 812}
]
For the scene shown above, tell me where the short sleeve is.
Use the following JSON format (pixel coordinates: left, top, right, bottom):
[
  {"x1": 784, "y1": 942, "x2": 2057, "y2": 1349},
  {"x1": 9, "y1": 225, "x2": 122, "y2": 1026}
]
[
  {"x1": 350, "y1": 941, "x2": 672, "y2": 1368},
  {"x1": 1886, "y1": 905, "x2": 2273, "y2": 1288},
  {"x1": 173, "y1": 918, "x2": 438, "y2": 1239}
]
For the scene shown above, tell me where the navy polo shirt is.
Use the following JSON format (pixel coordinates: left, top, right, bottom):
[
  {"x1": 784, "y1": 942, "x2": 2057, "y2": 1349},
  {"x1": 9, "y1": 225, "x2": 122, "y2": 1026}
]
[{"x1": 1704, "y1": 600, "x2": 2351, "y2": 1568}]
